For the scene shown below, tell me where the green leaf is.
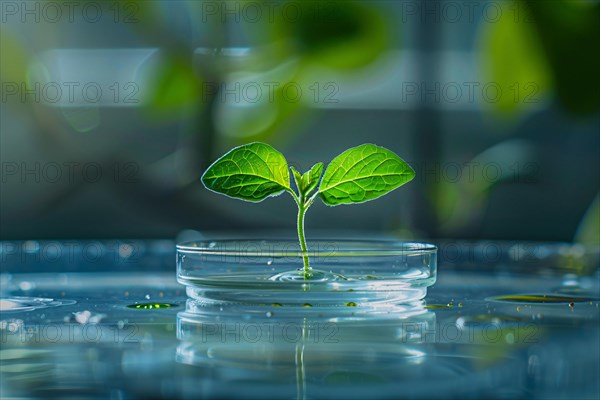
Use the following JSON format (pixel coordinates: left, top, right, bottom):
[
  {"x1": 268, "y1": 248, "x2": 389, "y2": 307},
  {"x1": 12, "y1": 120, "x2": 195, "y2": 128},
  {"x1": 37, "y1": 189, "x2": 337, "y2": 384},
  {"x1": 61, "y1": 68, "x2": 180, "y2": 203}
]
[
  {"x1": 301, "y1": 162, "x2": 324, "y2": 196},
  {"x1": 201, "y1": 142, "x2": 290, "y2": 202},
  {"x1": 290, "y1": 166, "x2": 303, "y2": 192},
  {"x1": 290, "y1": 163, "x2": 324, "y2": 197},
  {"x1": 319, "y1": 144, "x2": 414, "y2": 206}
]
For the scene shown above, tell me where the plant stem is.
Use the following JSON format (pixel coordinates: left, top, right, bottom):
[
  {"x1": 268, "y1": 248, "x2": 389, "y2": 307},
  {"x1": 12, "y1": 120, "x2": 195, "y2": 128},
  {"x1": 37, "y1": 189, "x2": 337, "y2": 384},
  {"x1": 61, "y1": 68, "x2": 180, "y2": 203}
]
[
  {"x1": 297, "y1": 203, "x2": 311, "y2": 279},
  {"x1": 286, "y1": 188, "x2": 312, "y2": 279}
]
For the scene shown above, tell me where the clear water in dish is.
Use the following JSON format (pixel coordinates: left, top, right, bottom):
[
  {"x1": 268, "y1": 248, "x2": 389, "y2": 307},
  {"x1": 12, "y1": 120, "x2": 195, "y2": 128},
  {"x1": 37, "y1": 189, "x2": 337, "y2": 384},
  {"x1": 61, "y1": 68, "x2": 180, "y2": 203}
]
[{"x1": 180, "y1": 271, "x2": 434, "y2": 306}]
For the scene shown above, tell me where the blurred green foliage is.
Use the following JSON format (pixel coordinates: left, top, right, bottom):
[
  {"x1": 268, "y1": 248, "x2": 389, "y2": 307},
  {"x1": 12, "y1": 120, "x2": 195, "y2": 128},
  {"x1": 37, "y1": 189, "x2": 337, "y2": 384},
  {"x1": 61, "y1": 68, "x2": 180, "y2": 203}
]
[
  {"x1": 147, "y1": 56, "x2": 202, "y2": 113},
  {"x1": 140, "y1": 1, "x2": 391, "y2": 147},
  {"x1": 272, "y1": 1, "x2": 389, "y2": 70},
  {"x1": 479, "y1": 2, "x2": 551, "y2": 116},
  {"x1": 0, "y1": 31, "x2": 29, "y2": 96},
  {"x1": 481, "y1": 0, "x2": 600, "y2": 116},
  {"x1": 526, "y1": 0, "x2": 600, "y2": 114},
  {"x1": 458, "y1": 0, "x2": 600, "y2": 248},
  {"x1": 221, "y1": 1, "x2": 390, "y2": 143},
  {"x1": 436, "y1": 140, "x2": 537, "y2": 234},
  {"x1": 576, "y1": 194, "x2": 600, "y2": 246}
]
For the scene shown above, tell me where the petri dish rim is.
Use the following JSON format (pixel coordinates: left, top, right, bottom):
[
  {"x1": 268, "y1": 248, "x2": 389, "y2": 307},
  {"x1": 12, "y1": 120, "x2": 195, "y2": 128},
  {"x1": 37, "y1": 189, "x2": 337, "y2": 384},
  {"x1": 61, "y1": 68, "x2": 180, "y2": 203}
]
[{"x1": 176, "y1": 239, "x2": 437, "y2": 257}]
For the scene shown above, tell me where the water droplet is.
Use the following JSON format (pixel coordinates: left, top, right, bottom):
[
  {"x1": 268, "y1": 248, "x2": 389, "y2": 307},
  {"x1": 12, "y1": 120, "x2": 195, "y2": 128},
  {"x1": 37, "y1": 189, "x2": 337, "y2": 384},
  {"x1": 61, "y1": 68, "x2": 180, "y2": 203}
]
[
  {"x1": 516, "y1": 306, "x2": 522, "y2": 312},
  {"x1": 208, "y1": 242, "x2": 217, "y2": 248},
  {"x1": 458, "y1": 303, "x2": 464, "y2": 307},
  {"x1": 23, "y1": 241, "x2": 40, "y2": 253},
  {"x1": 18, "y1": 282, "x2": 34, "y2": 291},
  {"x1": 118, "y1": 244, "x2": 134, "y2": 258},
  {"x1": 447, "y1": 302, "x2": 454, "y2": 308},
  {"x1": 145, "y1": 294, "x2": 151, "y2": 300},
  {"x1": 271, "y1": 303, "x2": 282, "y2": 307},
  {"x1": 267, "y1": 259, "x2": 273, "y2": 266},
  {"x1": 302, "y1": 303, "x2": 312, "y2": 307},
  {"x1": 74, "y1": 310, "x2": 92, "y2": 324},
  {"x1": 159, "y1": 292, "x2": 164, "y2": 298},
  {"x1": 569, "y1": 302, "x2": 575, "y2": 309},
  {"x1": 345, "y1": 302, "x2": 357, "y2": 307},
  {"x1": 266, "y1": 311, "x2": 273, "y2": 317}
]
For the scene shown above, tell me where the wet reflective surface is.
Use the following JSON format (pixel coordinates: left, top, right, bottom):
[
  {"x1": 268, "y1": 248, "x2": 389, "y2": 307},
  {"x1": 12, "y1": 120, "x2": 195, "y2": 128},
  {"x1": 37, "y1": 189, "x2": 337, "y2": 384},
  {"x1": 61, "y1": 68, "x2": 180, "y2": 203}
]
[{"x1": 1, "y1": 240, "x2": 599, "y2": 399}]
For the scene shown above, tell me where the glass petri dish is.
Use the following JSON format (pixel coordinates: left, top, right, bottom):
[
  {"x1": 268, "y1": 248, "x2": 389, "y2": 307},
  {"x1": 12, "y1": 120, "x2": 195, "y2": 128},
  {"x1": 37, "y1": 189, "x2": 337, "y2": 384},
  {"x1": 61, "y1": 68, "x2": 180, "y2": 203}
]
[{"x1": 176, "y1": 239, "x2": 437, "y2": 307}]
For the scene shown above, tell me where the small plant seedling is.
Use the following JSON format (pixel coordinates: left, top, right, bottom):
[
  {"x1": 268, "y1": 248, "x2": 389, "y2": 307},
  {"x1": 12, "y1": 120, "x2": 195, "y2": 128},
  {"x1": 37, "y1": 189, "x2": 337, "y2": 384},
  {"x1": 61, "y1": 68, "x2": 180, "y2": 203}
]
[{"x1": 201, "y1": 142, "x2": 415, "y2": 279}]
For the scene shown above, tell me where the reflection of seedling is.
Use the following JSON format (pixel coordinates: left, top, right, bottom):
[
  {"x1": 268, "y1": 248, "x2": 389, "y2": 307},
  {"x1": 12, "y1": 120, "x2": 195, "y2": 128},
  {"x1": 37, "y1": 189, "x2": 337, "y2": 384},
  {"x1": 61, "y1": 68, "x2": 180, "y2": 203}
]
[{"x1": 202, "y1": 142, "x2": 415, "y2": 279}]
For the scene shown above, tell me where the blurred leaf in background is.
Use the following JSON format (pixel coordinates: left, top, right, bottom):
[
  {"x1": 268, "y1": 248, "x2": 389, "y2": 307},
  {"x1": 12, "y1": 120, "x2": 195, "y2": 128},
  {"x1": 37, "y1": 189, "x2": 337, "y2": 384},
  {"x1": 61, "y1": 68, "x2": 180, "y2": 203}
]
[
  {"x1": 214, "y1": 60, "x2": 309, "y2": 141},
  {"x1": 146, "y1": 55, "x2": 203, "y2": 113},
  {"x1": 525, "y1": 0, "x2": 600, "y2": 115},
  {"x1": 0, "y1": 31, "x2": 29, "y2": 84},
  {"x1": 480, "y1": 0, "x2": 600, "y2": 117},
  {"x1": 576, "y1": 194, "x2": 600, "y2": 247},
  {"x1": 436, "y1": 140, "x2": 538, "y2": 235},
  {"x1": 272, "y1": 0, "x2": 390, "y2": 70},
  {"x1": 0, "y1": 31, "x2": 31, "y2": 111},
  {"x1": 479, "y1": 1, "x2": 551, "y2": 117},
  {"x1": 215, "y1": 0, "x2": 392, "y2": 145}
]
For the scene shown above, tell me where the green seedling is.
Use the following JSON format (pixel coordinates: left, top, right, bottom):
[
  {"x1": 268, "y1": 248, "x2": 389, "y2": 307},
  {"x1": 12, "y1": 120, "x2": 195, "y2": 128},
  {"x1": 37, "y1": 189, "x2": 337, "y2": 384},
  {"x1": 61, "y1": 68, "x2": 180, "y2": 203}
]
[{"x1": 201, "y1": 142, "x2": 415, "y2": 279}]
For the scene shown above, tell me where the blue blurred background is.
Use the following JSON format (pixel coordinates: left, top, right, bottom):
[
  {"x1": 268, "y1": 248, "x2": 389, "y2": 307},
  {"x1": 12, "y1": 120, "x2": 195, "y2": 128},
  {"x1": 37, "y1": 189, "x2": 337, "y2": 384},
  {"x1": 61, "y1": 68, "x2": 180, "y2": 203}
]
[{"x1": 1, "y1": 0, "x2": 599, "y2": 243}]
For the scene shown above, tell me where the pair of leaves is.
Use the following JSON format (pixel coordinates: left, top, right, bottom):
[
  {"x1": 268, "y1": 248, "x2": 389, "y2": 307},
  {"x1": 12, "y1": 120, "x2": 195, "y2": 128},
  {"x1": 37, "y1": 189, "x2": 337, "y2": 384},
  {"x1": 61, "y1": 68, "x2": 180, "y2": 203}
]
[{"x1": 201, "y1": 142, "x2": 415, "y2": 206}]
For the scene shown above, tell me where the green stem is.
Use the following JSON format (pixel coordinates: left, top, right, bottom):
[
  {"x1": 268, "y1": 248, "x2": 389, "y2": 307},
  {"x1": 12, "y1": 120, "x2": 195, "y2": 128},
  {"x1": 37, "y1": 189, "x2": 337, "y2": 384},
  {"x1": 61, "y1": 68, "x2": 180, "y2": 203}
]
[
  {"x1": 297, "y1": 203, "x2": 311, "y2": 279},
  {"x1": 286, "y1": 188, "x2": 312, "y2": 279}
]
